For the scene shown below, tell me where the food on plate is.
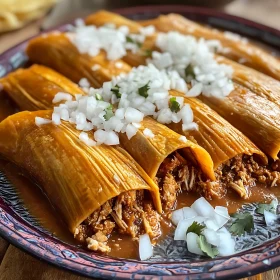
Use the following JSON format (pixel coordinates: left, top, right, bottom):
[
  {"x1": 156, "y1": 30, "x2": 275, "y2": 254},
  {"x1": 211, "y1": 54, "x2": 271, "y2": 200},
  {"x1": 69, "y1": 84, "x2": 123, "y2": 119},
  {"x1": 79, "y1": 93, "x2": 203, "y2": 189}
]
[
  {"x1": 139, "y1": 13, "x2": 280, "y2": 80},
  {"x1": 0, "y1": 110, "x2": 163, "y2": 252},
  {"x1": 0, "y1": 9, "x2": 280, "y2": 261}
]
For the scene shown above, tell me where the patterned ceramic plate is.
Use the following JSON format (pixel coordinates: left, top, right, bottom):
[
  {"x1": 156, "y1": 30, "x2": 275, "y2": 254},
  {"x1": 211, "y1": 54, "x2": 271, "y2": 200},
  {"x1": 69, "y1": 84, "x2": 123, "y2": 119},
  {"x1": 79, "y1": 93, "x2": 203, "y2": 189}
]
[{"x1": 1, "y1": 5, "x2": 280, "y2": 280}]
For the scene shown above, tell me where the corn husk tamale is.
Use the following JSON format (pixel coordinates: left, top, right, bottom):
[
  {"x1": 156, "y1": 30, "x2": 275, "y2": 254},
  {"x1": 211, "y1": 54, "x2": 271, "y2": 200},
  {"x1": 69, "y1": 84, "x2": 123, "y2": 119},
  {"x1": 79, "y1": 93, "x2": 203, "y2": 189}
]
[
  {"x1": 0, "y1": 65, "x2": 84, "y2": 110},
  {"x1": 139, "y1": 13, "x2": 280, "y2": 81},
  {"x1": 200, "y1": 86, "x2": 280, "y2": 160},
  {"x1": 216, "y1": 56, "x2": 280, "y2": 107},
  {"x1": 26, "y1": 33, "x2": 132, "y2": 88},
  {"x1": 168, "y1": 90, "x2": 267, "y2": 167},
  {"x1": 0, "y1": 110, "x2": 162, "y2": 234},
  {"x1": 1, "y1": 65, "x2": 217, "y2": 208}
]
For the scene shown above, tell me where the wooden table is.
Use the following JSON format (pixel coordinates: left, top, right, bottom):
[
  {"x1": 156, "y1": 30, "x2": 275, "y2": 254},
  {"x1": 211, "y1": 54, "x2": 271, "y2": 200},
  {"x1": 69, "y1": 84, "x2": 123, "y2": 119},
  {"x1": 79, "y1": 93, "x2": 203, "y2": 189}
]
[{"x1": 0, "y1": 1, "x2": 280, "y2": 279}]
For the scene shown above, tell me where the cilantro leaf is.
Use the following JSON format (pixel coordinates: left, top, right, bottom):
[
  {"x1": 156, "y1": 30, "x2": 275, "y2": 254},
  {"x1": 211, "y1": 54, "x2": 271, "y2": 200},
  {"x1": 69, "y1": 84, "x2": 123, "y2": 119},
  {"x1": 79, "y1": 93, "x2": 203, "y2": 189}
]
[
  {"x1": 143, "y1": 49, "x2": 153, "y2": 57},
  {"x1": 138, "y1": 82, "x2": 150, "y2": 98},
  {"x1": 229, "y1": 212, "x2": 254, "y2": 236},
  {"x1": 187, "y1": 221, "x2": 205, "y2": 236},
  {"x1": 197, "y1": 235, "x2": 219, "y2": 258},
  {"x1": 185, "y1": 64, "x2": 195, "y2": 79},
  {"x1": 104, "y1": 104, "x2": 114, "y2": 121},
  {"x1": 169, "y1": 97, "x2": 180, "y2": 113},
  {"x1": 256, "y1": 200, "x2": 277, "y2": 215},
  {"x1": 95, "y1": 93, "x2": 103, "y2": 101},
  {"x1": 126, "y1": 36, "x2": 142, "y2": 48},
  {"x1": 111, "y1": 85, "x2": 122, "y2": 98},
  {"x1": 126, "y1": 36, "x2": 134, "y2": 43}
]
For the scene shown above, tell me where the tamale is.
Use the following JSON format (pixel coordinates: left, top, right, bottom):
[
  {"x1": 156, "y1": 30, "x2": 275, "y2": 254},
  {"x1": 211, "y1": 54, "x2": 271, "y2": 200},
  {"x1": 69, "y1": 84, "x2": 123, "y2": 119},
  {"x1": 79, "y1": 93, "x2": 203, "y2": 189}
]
[
  {"x1": 0, "y1": 110, "x2": 162, "y2": 251},
  {"x1": 200, "y1": 86, "x2": 280, "y2": 160},
  {"x1": 1, "y1": 65, "x2": 217, "y2": 210},
  {"x1": 216, "y1": 56, "x2": 280, "y2": 106},
  {"x1": 139, "y1": 13, "x2": 280, "y2": 81},
  {"x1": 26, "y1": 33, "x2": 132, "y2": 88},
  {"x1": 0, "y1": 65, "x2": 84, "y2": 110}
]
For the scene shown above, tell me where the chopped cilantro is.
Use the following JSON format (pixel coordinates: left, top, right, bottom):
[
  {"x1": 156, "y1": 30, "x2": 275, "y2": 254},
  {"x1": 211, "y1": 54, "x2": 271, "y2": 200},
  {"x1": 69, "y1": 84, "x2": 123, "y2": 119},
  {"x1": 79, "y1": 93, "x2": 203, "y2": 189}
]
[
  {"x1": 143, "y1": 49, "x2": 153, "y2": 57},
  {"x1": 169, "y1": 97, "x2": 180, "y2": 113},
  {"x1": 126, "y1": 36, "x2": 134, "y2": 43},
  {"x1": 185, "y1": 64, "x2": 195, "y2": 79},
  {"x1": 138, "y1": 82, "x2": 150, "y2": 98},
  {"x1": 197, "y1": 235, "x2": 219, "y2": 258},
  {"x1": 111, "y1": 85, "x2": 122, "y2": 98},
  {"x1": 126, "y1": 36, "x2": 142, "y2": 48},
  {"x1": 229, "y1": 212, "x2": 254, "y2": 236},
  {"x1": 104, "y1": 104, "x2": 114, "y2": 121},
  {"x1": 256, "y1": 199, "x2": 277, "y2": 215},
  {"x1": 187, "y1": 221, "x2": 205, "y2": 236},
  {"x1": 95, "y1": 93, "x2": 103, "y2": 101}
]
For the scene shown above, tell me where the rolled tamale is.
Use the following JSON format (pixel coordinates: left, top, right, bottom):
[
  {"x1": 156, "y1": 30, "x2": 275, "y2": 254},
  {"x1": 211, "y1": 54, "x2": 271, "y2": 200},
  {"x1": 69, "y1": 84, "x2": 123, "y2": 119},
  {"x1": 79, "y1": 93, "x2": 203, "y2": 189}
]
[
  {"x1": 139, "y1": 13, "x2": 280, "y2": 81},
  {"x1": 200, "y1": 86, "x2": 280, "y2": 161},
  {"x1": 0, "y1": 65, "x2": 84, "y2": 110},
  {"x1": 216, "y1": 56, "x2": 280, "y2": 107},
  {"x1": 26, "y1": 33, "x2": 132, "y2": 88},
  {"x1": 1, "y1": 65, "x2": 217, "y2": 211},
  {"x1": 0, "y1": 110, "x2": 162, "y2": 251}
]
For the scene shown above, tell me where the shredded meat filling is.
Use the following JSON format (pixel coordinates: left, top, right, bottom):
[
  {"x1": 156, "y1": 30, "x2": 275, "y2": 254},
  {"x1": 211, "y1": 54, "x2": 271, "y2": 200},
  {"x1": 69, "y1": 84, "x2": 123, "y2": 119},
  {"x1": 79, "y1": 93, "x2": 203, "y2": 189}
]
[
  {"x1": 74, "y1": 190, "x2": 161, "y2": 253},
  {"x1": 156, "y1": 151, "x2": 210, "y2": 212},
  {"x1": 215, "y1": 155, "x2": 280, "y2": 198}
]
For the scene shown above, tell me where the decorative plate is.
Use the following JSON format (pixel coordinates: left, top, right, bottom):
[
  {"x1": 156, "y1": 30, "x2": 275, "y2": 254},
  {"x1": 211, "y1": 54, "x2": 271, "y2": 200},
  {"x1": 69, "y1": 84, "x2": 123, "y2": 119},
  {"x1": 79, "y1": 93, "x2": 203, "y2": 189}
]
[{"x1": 0, "y1": 5, "x2": 280, "y2": 280}]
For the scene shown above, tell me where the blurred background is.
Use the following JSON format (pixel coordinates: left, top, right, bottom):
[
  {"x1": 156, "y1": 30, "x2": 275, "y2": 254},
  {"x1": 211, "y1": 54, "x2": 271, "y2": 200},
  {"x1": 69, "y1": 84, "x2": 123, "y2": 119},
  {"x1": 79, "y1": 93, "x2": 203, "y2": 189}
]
[{"x1": 0, "y1": 0, "x2": 280, "y2": 53}]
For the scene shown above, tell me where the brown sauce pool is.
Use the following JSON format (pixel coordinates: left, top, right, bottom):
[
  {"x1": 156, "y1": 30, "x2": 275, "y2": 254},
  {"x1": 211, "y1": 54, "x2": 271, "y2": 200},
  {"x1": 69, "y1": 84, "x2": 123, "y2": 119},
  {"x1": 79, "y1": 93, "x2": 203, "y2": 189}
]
[{"x1": 1, "y1": 157, "x2": 279, "y2": 260}]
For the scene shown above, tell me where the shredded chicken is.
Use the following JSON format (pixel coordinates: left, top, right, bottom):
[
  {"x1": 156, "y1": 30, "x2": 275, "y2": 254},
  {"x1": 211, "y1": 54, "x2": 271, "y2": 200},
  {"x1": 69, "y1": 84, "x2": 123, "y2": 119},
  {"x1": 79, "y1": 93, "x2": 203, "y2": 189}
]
[
  {"x1": 74, "y1": 190, "x2": 161, "y2": 252},
  {"x1": 156, "y1": 151, "x2": 209, "y2": 212},
  {"x1": 215, "y1": 155, "x2": 280, "y2": 198}
]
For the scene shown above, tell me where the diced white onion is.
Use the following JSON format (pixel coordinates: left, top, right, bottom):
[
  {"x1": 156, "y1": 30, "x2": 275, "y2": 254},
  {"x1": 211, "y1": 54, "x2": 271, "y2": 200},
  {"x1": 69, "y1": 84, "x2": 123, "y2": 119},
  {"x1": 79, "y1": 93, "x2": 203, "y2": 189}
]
[
  {"x1": 191, "y1": 197, "x2": 215, "y2": 217},
  {"x1": 35, "y1": 117, "x2": 52, "y2": 126},
  {"x1": 143, "y1": 128, "x2": 155, "y2": 139},
  {"x1": 52, "y1": 112, "x2": 61, "y2": 125},
  {"x1": 139, "y1": 234, "x2": 153, "y2": 260},
  {"x1": 171, "y1": 209, "x2": 184, "y2": 225},
  {"x1": 203, "y1": 228, "x2": 220, "y2": 246},
  {"x1": 52, "y1": 92, "x2": 73, "y2": 103},
  {"x1": 264, "y1": 210, "x2": 277, "y2": 226},
  {"x1": 186, "y1": 232, "x2": 203, "y2": 255}
]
